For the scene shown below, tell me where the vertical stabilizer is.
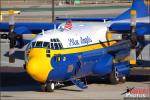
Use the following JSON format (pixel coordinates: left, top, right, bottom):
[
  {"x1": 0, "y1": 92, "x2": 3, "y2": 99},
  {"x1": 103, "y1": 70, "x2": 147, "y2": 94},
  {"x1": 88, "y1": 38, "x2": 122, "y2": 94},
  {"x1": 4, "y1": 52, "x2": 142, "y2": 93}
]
[{"x1": 114, "y1": 0, "x2": 150, "y2": 21}]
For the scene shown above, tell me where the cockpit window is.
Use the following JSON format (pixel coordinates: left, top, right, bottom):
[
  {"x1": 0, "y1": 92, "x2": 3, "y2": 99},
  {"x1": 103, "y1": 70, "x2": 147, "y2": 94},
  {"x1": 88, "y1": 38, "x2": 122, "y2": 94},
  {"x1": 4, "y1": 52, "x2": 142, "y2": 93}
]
[
  {"x1": 32, "y1": 42, "x2": 36, "y2": 47},
  {"x1": 53, "y1": 39, "x2": 57, "y2": 42},
  {"x1": 43, "y1": 42, "x2": 49, "y2": 47},
  {"x1": 29, "y1": 41, "x2": 50, "y2": 48},
  {"x1": 50, "y1": 39, "x2": 54, "y2": 42},
  {"x1": 49, "y1": 38, "x2": 63, "y2": 50},
  {"x1": 28, "y1": 39, "x2": 63, "y2": 50},
  {"x1": 36, "y1": 41, "x2": 43, "y2": 47}
]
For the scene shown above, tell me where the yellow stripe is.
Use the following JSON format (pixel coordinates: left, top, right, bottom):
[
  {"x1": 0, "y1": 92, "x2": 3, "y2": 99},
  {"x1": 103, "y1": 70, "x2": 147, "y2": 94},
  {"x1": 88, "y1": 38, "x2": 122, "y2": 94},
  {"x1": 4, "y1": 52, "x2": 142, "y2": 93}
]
[
  {"x1": 131, "y1": 10, "x2": 137, "y2": 15},
  {"x1": 51, "y1": 41, "x2": 117, "y2": 55},
  {"x1": 130, "y1": 59, "x2": 136, "y2": 65}
]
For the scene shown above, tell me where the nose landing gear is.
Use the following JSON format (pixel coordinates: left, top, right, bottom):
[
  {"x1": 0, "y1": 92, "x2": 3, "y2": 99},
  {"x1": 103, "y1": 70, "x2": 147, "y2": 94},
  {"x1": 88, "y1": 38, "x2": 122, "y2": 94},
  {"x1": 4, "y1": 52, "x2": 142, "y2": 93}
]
[{"x1": 41, "y1": 81, "x2": 55, "y2": 92}]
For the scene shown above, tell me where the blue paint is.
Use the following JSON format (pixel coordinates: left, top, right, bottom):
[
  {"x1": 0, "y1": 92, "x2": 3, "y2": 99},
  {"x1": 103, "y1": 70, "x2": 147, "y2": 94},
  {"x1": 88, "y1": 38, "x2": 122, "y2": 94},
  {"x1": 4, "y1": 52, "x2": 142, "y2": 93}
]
[
  {"x1": 48, "y1": 54, "x2": 80, "y2": 81},
  {"x1": 114, "y1": 0, "x2": 149, "y2": 21},
  {"x1": 114, "y1": 62, "x2": 130, "y2": 77},
  {"x1": 71, "y1": 79, "x2": 88, "y2": 89},
  {"x1": 0, "y1": 22, "x2": 61, "y2": 33},
  {"x1": 14, "y1": 26, "x2": 32, "y2": 34},
  {"x1": 80, "y1": 36, "x2": 92, "y2": 45},
  {"x1": 68, "y1": 36, "x2": 92, "y2": 46},
  {"x1": 93, "y1": 54, "x2": 113, "y2": 76},
  {"x1": 56, "y1": 17, "x2": 114, "y2": 22},
  {"x1": 48, "y1": 45, "x2": 131, "y2": 81},
  {"x1": 68, "y1": 38, "x2": 80, "y2": 46}
]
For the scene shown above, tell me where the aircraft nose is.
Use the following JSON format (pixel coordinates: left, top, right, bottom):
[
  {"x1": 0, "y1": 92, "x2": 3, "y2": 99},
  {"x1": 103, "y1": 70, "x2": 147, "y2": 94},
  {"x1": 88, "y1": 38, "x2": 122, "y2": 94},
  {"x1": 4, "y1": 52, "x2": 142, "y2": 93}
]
[{"x1": 26, "y1": 57, "x2": 53, "y2": 83}]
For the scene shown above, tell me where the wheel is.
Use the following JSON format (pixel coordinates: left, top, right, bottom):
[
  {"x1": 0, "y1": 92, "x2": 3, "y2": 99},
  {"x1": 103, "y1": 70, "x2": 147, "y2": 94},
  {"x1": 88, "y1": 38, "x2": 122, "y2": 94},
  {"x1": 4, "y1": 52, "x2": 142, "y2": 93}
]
[
  {"x1": 119, "y1": 76, "x2": 126, "y2": 83},
  {"x1": 46, "y1": 82, "x2": 55, "y2": 92},
  {"x1": 41, "y1": 84, "x2": 46, "y2": 92},
  {"x1": 109, "y1": 67, "x2": 119, "y2": 84}
]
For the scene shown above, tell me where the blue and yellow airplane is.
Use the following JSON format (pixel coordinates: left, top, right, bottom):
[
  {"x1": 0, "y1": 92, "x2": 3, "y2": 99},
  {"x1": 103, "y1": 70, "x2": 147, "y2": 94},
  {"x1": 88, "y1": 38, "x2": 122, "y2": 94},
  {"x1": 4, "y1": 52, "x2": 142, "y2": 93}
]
[{"x1": 0, "y1": 0, "x2": 150, "y2": 92}]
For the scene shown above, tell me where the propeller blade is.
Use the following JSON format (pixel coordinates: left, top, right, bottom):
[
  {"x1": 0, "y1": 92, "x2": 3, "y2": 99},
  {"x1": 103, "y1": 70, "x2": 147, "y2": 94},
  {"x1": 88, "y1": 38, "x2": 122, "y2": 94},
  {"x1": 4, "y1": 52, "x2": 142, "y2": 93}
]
[
  {"x1": 8, "y1": 11, "x2": 16, "y2": 63},
  {"x1": 130, "y1": 49, "x2": 137, "y2": 65},
  {"x1": 22, "y1": 34, "x2": 36, "y2": 40},
  {"x1": 144, "y1": 35, "x2": 150, "y2": 41},
  {"x1": 9, "y1": 48, "x2": 15, "y2": 63}
]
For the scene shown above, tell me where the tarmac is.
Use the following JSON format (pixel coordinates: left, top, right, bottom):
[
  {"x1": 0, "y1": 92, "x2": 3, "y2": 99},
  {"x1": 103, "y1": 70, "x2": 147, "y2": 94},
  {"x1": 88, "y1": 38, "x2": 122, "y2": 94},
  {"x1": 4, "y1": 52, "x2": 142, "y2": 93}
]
[{"x1": 1, "y1": 67, "x2": 150, "y2": 100}]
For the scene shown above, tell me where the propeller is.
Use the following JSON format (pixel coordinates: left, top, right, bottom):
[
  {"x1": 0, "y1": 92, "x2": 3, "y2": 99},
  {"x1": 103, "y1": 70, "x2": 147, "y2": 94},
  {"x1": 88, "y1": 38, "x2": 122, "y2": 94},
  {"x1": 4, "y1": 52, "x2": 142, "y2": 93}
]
[
  {"x1": 107, "y1": 10, "x2": 150, "y2": 65},
  {"x1": 0, "y1": 10, "x2": 34, "y2": 63},
  {"x1": 8, "y1": 11, "x2": 16, "y2": 63},
  {"x1": 129, "y1": 10, "x2": 137, "y2": 65}
]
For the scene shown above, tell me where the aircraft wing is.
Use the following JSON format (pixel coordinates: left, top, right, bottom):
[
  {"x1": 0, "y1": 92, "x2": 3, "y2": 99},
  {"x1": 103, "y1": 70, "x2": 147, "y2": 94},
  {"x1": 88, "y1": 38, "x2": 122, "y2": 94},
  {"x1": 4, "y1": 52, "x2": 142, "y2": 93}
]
[
  {"x1": 109, "y1": 22, "x2": 150, "y2": 46},
  {"x1": 110, "y1": 23, "x2": 150, "y2": 35},
  {"x1": 56, "y1": 17, "x2": 114, "y2": 22},
  {"x1": 0, "y1": 22, "x2": 61, "y2": 34},
  {"x1": 80, "y1": 40, "x2": 131, "y2": 61}
]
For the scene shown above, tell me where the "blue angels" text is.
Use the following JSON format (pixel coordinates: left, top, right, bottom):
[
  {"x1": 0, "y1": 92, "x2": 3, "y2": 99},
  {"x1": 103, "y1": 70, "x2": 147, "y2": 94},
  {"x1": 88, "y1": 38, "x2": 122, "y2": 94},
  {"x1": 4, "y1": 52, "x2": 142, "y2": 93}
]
[{"x1": 68, "y1": 36, "x2": 92, "y2": 46}]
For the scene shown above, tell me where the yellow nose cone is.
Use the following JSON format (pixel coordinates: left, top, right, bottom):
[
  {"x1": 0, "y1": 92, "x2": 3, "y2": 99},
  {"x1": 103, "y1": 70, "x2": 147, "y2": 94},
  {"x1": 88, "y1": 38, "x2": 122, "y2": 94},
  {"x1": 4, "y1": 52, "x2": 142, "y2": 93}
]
[{"x1": 26, "y1": 57, "x2": 53, "y2": 83}]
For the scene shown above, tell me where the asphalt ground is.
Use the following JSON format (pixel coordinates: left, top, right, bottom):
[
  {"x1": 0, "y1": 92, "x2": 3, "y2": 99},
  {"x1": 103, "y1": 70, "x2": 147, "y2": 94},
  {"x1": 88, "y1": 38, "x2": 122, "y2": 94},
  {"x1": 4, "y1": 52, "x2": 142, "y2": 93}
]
[
  {"x1": 1, "y1": 8, "x2": 127, "y2": 22},
  {"x1": 0, "y1": 67, "x2": 150, "y2": 100},
  {"x1": 1, "y1": 2, "x2": 130, "y2": 22}
]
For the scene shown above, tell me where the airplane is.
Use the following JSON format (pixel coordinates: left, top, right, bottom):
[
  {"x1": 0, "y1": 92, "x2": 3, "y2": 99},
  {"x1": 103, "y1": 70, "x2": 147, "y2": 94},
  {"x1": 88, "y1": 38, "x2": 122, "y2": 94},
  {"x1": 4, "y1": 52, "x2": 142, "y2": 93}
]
[{"x1": 0, "y1": 0, "x2": 150, "y2": 92}]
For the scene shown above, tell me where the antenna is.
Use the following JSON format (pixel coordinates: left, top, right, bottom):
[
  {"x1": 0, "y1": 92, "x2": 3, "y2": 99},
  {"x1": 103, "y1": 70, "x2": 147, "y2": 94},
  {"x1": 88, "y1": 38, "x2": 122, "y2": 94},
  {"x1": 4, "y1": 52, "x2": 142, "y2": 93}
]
[
  {"x1": 54, "y1": 24, "x2": 56, "y2": 30},
  {"x1": 104, "y1": 19, "x2": 106, "y2": 23},
  {"x1": 42, "y1": 29, "x2": 45, "y2": 35}
]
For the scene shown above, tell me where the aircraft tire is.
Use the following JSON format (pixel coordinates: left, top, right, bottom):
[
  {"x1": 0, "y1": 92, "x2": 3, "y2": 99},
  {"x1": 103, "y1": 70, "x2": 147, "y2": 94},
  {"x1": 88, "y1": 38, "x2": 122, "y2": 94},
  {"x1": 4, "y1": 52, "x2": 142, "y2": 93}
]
[
  {"x1": 119, "y1": 76, "x2": 126, "y2": 83},
  {"x1": 109, "y1": 67, "x2": 119, "y2": 84},
  {"x1": 46, "y1": 82, "x2": 55, "y2": 92},
  {"x1": 41, "y1": 84, "x2": 47, "y2": 92}
]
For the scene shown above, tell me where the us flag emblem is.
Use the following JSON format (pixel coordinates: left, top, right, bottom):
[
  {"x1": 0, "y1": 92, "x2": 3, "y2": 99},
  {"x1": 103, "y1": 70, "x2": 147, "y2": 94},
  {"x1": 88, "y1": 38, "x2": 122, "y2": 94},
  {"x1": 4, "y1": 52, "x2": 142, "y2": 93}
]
[{"x1": 64, "y1": 20, "x2": 72, "y2": 30}]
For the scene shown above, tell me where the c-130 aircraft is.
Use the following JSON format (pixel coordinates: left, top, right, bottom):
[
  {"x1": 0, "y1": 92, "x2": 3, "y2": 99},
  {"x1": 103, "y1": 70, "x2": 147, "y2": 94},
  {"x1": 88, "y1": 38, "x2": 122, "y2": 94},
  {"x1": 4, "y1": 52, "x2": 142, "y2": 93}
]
[{"x1": 0, "y1": 0, "x2": 150, "y2": 92}]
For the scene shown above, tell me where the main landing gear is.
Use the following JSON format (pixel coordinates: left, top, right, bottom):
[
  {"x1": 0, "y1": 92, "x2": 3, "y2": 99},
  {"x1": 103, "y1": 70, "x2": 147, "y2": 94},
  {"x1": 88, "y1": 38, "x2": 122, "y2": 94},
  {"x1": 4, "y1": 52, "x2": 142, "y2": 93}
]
[{"x1": 109, "y1": 67, "x2": 126, "y2": 84}]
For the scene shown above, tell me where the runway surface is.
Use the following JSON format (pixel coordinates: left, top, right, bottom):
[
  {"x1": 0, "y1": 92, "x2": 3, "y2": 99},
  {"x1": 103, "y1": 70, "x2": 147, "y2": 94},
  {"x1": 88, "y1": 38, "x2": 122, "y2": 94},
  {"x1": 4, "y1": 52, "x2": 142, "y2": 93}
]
[{"x1": 1, "y1": 67, "x2": 150, "y2": 100}]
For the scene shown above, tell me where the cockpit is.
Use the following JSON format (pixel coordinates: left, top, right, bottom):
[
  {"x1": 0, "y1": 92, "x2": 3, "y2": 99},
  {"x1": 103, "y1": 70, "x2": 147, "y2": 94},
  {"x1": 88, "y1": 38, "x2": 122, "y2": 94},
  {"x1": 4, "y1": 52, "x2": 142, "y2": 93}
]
[
  {"x1": 25, "y1": 38, "x2": 63, "y2": 62},
  {"x1": 27, "y1": 38, "x2": 63, "y2": 50}
]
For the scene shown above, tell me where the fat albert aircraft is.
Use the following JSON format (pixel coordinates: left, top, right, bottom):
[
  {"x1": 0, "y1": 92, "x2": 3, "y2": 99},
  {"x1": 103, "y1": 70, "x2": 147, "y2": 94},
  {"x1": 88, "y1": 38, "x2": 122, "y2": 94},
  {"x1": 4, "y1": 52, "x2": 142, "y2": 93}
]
[{"x1": 0, "y1": 0, "x2": 150, "y2": 92}]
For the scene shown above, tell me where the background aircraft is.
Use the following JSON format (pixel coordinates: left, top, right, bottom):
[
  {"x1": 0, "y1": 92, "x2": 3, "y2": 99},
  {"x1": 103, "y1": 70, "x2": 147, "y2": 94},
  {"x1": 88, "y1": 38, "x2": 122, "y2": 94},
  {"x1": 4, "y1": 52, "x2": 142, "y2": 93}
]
[{"x1": 0, "y1": 0, "x2": 150, "y2": 92}]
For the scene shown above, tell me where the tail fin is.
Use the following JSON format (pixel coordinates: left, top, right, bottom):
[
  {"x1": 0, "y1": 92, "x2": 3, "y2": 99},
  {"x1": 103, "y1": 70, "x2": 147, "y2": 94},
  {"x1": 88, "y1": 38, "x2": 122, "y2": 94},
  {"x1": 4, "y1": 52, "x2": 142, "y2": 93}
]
[{"x1": 114, "y1": 0, "x2": 150, "y2": 21}]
